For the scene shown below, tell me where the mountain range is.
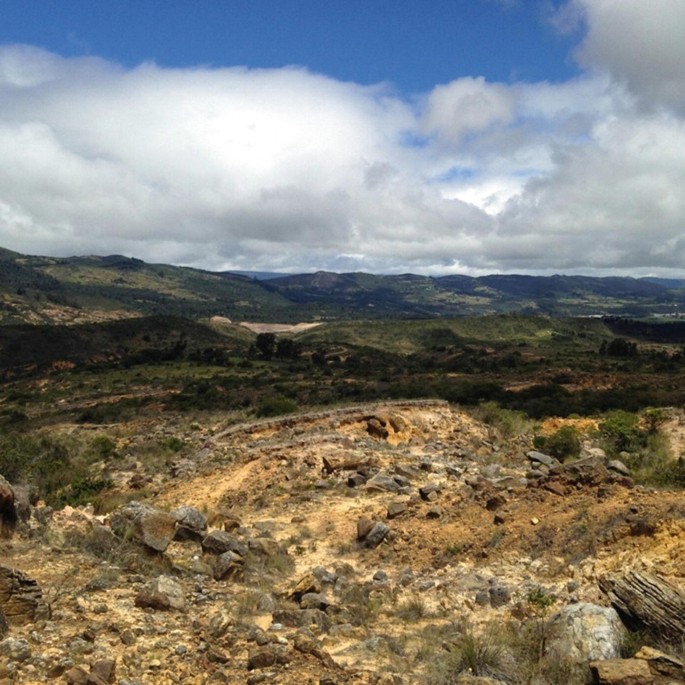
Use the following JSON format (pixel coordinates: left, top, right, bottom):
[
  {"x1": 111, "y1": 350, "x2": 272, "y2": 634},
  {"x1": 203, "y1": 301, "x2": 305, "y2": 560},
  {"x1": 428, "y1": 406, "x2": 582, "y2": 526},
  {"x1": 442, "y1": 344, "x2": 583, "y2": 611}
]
[{"x1": 1, "y1": 246, "x2": 684, "y2": 325}]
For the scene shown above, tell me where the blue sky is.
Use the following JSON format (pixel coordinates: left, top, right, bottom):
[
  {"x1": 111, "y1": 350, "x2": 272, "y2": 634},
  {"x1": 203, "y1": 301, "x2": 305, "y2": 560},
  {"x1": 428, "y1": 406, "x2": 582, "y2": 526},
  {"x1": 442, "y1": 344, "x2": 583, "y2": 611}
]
[
  {"x1": 2, "y1": 1, "x2": 578, "y2": 89},
  {"x1": 1, "y1": 1, "x2": 684, "y2": 276}
]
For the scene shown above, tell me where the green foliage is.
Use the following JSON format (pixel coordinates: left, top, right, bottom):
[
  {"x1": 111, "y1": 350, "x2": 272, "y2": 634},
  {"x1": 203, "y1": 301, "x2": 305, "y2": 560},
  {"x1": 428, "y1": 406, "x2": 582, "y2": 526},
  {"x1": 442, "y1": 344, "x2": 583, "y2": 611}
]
[
  {"x1": 255, "y1": 397, "x2": 298, "y2": 418},
  {"x1": 543, "y1": 425, "x2": 581, "y2": 461},
  {"x1": 55, "y1": 476, "x2": 113, "y2": 507},
  {"x1": 472, "y1": 401, "x2": 530, "y2": 438},
  {"x1": 90, "y1": 435, "x2": 118, "y2": 459},
  {"x1": 599, "y1": 410, "x2": 645, "y2": 454}
]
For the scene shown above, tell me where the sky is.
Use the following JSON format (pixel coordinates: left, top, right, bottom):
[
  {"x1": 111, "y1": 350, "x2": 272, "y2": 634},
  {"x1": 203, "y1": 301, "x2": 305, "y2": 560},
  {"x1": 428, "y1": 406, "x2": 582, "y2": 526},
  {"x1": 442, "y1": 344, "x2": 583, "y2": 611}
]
[{"x1": 0, "y1": 0, "x2": 684, "y2": 277}]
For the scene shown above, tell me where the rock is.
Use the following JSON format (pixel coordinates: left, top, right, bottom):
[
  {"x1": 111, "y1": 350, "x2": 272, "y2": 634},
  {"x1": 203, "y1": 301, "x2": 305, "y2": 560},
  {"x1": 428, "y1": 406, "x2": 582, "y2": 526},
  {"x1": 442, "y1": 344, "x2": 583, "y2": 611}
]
[
  {"x1": 202, "y1": 530, "x2": 245, "y2": 555},
  {"x1": 293, "y1": 633, "x2": 337, "y2": 668},
  {"x1": 364, "y1": 522, "x2": 389, "y2": 549},
  {"x1": 365, "y1": 474, "x2": 400, "y2": 493},
  {"x1": 289, "y1": 574, "x2": 321, "y2": 601},
  {"x1": 150, "y1": 575, "x2": 186, "y2": 611},
  {"x1": 90, "y1": 659, "x2": 116, "y2": 684},
  {"x1": 527, "y1": 451, "x2": 557, "y2": 467},
  {"x1": 589, "y1": 658, "x2": 652, "y2": 685},
  {"x1": 0, "y1": 476, "x2": 16, "y2": 537},
  {"x1": 356, "y1": 517, "x2": 374, "y2": 541},
  {"x1": 347, "y1": 473, "x2": 366, "y2": 488},
  {"x1": 485, "y1": 494, "x2": 507, "y2": 511},
  {"x1": 607, "y1": 460, "x2": 631, "y2": 477},
  {"x1": 173, "y1": 505, "x2": 207, "y2": 541},
  {"x1": 208, "y1": 608, "x2": 233, "y2": 638},
  {"x1": 0, "y1": 566, "x2": 48, "y2": 626},
  {"x1": 109, "y1": 501, "x2": 177, "y2": 553},
  {"x1": 0, "y1": 607, "x2": 7, "y2": 636},
  {"x1": 0, "y1": 636, "x2": 31, "y2": 662},
  {"x1": 545, "y1": 602, "x2": 626, "y2": 666},
  {"x1": 633, "y1": 646, "x2": 684, "y2": 680},
  {"x1": 426, "y1": 506, "x2": 444, "y2": 519},
  {"x1": 386, "y1": 501, "x2": 407, "y2": 519},
  {"x1": 419, "y1": 482, "x2": 441, "y2": 501},
  {"x1": 214, "y1": 551, "x2": 244, "y2": 581},
  {"x1": 600, "y1": 570, "x2": 685, "y2": 640},
  {"x1": 272, "y1": 608, "x2": 331, "y2": 632},
  {"x1": 134, "y1": 590, "x2": 171, "y2": 611},
  {"x1": 488, "y1": 585, "x2": 511, "y2": 608},
  {"x1": 300, "y1": 593, "x2": 329, "y2": 610},
  {"x1": 248, "y1": 647, "x2": 277, "y2": 670}
]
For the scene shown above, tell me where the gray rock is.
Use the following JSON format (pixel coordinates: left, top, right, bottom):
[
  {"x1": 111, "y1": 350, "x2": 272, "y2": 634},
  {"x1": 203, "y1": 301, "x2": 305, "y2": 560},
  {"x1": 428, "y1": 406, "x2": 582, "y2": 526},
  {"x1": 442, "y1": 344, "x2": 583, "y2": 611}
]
[
  {"x1": 365, "y1": 474, "x2": 400, "y2": 493},
  {"x1": 109, "y1": 501, "x2": 177, "y2": 553},
  {"x1": 0, "y1": 636, "x2": 31, "y2": 662},
  {"x1": 173, "y1": 505, "x2": 207, "y2": 541},
  {"x1": 214, "y1": 551, "x2": 244, "y2": 581},
  {"x1": 364, "y1": 522, "x2": 389, "y2": 549},
  {"x1": 150, "y1": 575, "x2": 186, "y2": 611},
  {"x1": 202, "y1": 530, "x2": 246, "y2": 555},
  {"x1": 386, "y1": 501, "x2": 407, "y2": 519},
  {"x1": 527, "y1": 450, "x2": 557, "y2": 467},
  {"x1": 488, "y1": 585, "x2": 511, "y2": 608},
  {"x1": 545, "y1": 602, "x2": 627, "y2": 666},
  {"x1": 419, "y1": 482, "x2": 441, "y2": 500},
  {"x1": 607, "y1": 460, "x2": 631, "y2": 476}
]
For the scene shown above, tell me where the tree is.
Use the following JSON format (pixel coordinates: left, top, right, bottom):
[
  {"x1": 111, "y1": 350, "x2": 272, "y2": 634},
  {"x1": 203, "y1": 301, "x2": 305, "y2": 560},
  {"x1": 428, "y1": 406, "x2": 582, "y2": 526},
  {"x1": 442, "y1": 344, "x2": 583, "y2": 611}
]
[{"x1": 255, "y1": 332, "x2": 276, "y2": 360}]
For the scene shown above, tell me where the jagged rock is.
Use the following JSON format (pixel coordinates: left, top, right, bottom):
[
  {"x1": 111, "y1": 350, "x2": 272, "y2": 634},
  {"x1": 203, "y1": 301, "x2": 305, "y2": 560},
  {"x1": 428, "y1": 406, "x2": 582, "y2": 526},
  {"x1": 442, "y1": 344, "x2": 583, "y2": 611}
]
[
  {"x1": 0, "y1": 566, "x2": 48, "y2": 626},
  {"x1": 600, "y1": 570, "x2": 685, "y2": 640},
  {"x1": 248, "y1": 537, "x2": 283, "y2": 558},
  {"x1": 357, "y1": 517, "x2": 374, "y2": 541},
  {"x1": 364, "y1": 522, "x2": 389, "y2": 549},
  {"x1": 248, "y1": 647, "x2": 278, "y2": 670},
  {"x1": 347, "y1": 473, "x2": 367, "y2": 488},
  {"x1": 202, "y1": 530, "x2": 245, "y2": 555},
  {"x1": 0, "y1": 607, "x2": 7, "y2": 636},
  {"x1": 365, "y1": 474, "x2": 400, "y2": 493},
  {"x1": 589, "y1": 658, "x2": 652, "y2": 685},
  {"x1": 419, "y1": 482, "x2": 441, "y2": 500},
  {"x1": 488, "y1": 585, "x2": 511, "y2": 608},
  {"x1": 0, "y1": 476, "x2": 16, "y2": 537},
  {"x1": 289, "y1": 573, "x2": 321, "y2": 601},
  {"x1": 300, "y1": 592, "x2": 329, "y2": 610},
  {"x1": 0, "y1": 636, "x2": 31, "y2": 662},
  {"x1": 150, "y1": 575, "x2": 186, "y2": 611},
  {"x1": 293, "y1": 633, "x2": 337, "y2": 668},
  {"x1": 272, "y1": 608, "x2": 331, "y2": 632},
  {"x1": 545, "y1": 602, "x2": 626, "y2": 666},
  {"x1": 214, "y1": 550, "x2": 244, "y2": 581},
  {"x1": 90, "y1": 660, "x2": 116, "y2": 684},
  {"x1": 386, "y1": 501, "x2": 407, "y2": 519},
  {"x1": 607, "y1": 460, "x2": 631, "y2": 477},
  {"x1": 322, "y1": 455, "x2": 374, "y2": 474},
  {"x1": 634, "y1": 646, "x2": 684, "y2": 680},
  {"x1": 527, "y1": 450, "x2": 557, "y2": 467},
  {"x1": 109, "y1": 501, "x2": 177, "y2": 553},
  {"x1": 367, "y1": 417, "x2": 389, "y2": 440},
  {"x1": 173, "y1": 505, "x2": 207, "y2": 541},
  {"x1": 208, "y1": 607, "x2": 233, "y2": 638},
  {"x1": 134, "y1": 590, "x2": 171, "y2": 611},
  {"x1": 426, "y1": 506, "x2": 444, "y2": 519}
]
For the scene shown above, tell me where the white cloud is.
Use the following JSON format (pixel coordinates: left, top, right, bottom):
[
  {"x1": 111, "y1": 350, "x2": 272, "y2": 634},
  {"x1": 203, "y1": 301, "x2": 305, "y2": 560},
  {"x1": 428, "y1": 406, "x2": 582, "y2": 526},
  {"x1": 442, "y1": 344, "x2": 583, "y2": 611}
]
[
  {"x1": 1, "y1": 2, "x2": 685, "y2": 278},
  {"x1": 570, "y1": 0, "x2": 685, "y2": 113}
]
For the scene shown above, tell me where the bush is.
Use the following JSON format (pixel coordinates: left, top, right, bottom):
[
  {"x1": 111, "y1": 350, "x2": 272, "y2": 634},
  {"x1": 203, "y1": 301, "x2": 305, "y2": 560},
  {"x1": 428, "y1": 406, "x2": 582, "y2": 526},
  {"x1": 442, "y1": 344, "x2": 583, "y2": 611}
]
[
  {"x1": 544, "y1": 425, "x2": 581, "y2": 461},
  {"x1": 255, "y1": 397, "x2": 298, "y2": 418},
  {"x1": 599, "y1": 410, "x2": 645, "y2": 454}
]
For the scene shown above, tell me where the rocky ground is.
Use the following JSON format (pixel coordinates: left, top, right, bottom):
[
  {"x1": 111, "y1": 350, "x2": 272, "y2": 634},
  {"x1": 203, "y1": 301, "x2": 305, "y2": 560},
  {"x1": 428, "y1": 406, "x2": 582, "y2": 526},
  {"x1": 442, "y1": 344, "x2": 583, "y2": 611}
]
[{"x1": 1, "y1": 400, "x2": 684, "y2": 684}]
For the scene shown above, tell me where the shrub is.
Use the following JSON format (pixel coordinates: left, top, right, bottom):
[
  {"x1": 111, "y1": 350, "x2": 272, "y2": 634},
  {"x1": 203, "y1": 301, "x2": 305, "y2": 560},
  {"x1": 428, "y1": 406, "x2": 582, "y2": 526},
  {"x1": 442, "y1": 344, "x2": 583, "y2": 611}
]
[
  {"x1": 544, "y1": 425, "x2": 581, "y2": 461},
  {"x1": 599, "y1": 410, "x2": 645, "y2": 454},
  {"x1": 255, "y1": 397, "x2": 298, "y2": 418}
]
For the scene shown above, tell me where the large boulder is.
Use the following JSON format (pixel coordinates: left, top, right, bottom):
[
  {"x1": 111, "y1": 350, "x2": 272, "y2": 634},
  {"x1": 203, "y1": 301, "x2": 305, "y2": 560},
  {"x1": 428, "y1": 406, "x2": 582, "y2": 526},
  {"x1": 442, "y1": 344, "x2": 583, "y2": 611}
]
[
  {"x1": 0, "y1": 476, "x2": 16, "y2": 537},
  {"x1": 0, "y1": 566, "x2": 48, "y2": 626},
  {"x1": 109, "y1": 501, "x2": 176, "y2": 552},
  {"x1": 545, "y1": 602, "x2": 626, "y2": 666},
  {"x1": 172, "y1": 505, "x2": 207, "y2": 542}
]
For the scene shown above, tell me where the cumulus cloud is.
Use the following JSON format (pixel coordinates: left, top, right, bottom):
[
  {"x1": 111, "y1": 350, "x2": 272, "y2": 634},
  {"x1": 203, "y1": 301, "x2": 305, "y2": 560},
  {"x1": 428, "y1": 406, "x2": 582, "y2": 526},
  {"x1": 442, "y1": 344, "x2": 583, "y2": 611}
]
[
  {"x1": 1, "y1": 0, "x2": 685, "y2": 278},
  {"x1": 571, "y1": 0, "x2": 685, "y2": 113}
]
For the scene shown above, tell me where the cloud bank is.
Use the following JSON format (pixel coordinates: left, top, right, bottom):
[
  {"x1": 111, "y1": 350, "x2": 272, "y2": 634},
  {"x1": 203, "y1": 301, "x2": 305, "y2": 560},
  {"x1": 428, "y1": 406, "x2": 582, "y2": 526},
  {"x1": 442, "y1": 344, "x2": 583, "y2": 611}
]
[{"x1": 1, "y1": 0, "x2": 684, "y2": 276}]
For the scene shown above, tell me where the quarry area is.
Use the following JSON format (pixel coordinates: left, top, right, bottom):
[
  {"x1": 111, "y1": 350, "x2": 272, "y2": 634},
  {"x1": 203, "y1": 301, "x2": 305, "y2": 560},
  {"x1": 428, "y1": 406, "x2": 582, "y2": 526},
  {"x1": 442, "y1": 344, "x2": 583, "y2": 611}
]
[{"x1": 1, "y1": 400, "x2": 684, "y2": 684}]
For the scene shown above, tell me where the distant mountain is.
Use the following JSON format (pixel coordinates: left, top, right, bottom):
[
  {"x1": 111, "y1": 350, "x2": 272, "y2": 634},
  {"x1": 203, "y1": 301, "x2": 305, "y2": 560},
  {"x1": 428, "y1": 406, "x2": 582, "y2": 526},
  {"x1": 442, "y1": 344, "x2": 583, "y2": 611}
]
[{"x1": 0, "y1": 248, "x2": 683, "y2": 324}]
